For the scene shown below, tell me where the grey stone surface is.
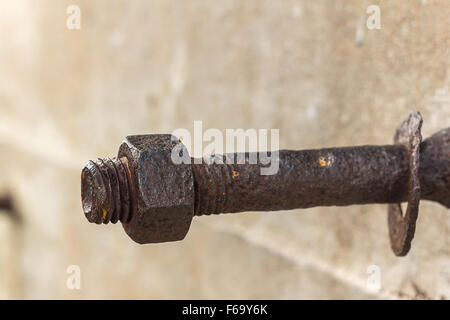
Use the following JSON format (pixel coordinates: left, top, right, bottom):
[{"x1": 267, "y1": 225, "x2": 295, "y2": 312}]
[{"x1": 0, "y1": 0, "x2": 448, "y2": 299}]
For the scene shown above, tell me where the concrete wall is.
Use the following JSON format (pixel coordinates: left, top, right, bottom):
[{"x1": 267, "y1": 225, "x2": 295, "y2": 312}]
[{"x1": 0, "y1": 0, "x2": 448, "y2": 299}]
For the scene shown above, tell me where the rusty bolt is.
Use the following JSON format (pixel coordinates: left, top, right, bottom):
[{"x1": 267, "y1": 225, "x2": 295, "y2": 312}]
[
  {"x1": 82, "y1": 136, "x2": 194, "y2": 244},
  {"x1": 81, "y1": 112, "x2": 449, "y2": 256}
]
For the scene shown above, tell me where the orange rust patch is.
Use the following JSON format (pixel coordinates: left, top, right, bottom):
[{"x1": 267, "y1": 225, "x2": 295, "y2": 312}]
[
  {"x1": 102, "y1": 208, "x2": 107, "y2": 221},
  {"x1": 318, "y1": 156, "x2": 331, "y2": 167}
]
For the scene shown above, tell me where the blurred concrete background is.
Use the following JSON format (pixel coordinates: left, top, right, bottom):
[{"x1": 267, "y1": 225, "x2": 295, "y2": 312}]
[{"x1": 0, "y1": 0, "x2": 449, "y2": 299}]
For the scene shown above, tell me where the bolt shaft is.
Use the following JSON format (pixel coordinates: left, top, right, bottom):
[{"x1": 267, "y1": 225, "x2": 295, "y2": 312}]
[
  {"x1": 81, "y1": 111, "x2": 448, "y2": 251},
  {"x1": 82, "y1": 128, "x2": 449, "y2": 224},
  {"x1": 191, "y1": 139, "x2": 449, "y2": 216}
]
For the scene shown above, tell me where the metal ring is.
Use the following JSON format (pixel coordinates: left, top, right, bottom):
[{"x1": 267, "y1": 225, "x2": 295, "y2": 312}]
[{"x1": 388, "y1": 111, "x2": 423, "y2": 256}]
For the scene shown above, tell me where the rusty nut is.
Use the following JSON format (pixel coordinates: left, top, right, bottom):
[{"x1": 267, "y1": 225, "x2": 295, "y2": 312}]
[{"x1": 117, "y1": 134, "x2": 195, "y2": 244}]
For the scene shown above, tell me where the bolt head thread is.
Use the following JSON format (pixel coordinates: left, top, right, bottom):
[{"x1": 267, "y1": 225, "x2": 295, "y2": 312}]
[{"x1": 81, "y1": 157, "x2": 133, "y2": 224}]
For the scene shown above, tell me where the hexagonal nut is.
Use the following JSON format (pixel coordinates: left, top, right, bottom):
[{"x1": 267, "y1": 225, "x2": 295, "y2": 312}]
[{"x1": 118, "y1": 134, "x2": 194, "y2": 244}]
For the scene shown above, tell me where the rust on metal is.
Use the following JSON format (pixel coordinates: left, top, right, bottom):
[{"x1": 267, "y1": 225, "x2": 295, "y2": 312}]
[
  {"x1": 81, "y1": 111, "x2": 450, "y2": 256},
  {"x1": 388, "y1": 111, "x2": 422, "y2": 256}
]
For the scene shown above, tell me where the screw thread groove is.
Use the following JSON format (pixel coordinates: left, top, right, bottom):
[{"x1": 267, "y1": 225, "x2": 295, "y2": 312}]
[
  {"x1": 81, "y1": 157, "x2": 132, "y2": 224},
  {"x1": 192, "y1": 159, "x2": 232, "y2": 216}
]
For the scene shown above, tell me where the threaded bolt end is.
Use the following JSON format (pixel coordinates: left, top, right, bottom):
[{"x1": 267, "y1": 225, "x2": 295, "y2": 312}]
[
  {"x1": 192, "y1": 160, "x2": 233, "y2": 216},
  {"x1": 81, "y1": 157, "x2": 133, "y2": 224}
]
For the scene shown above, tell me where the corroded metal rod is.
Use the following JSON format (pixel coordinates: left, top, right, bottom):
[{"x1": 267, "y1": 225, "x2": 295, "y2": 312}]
[
  {"x1": 192, "y1": 143, "x2": 448, "y2": 216},
  {"x1": 81, "y1": 111, "x2": 449, "y2": 256}
]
